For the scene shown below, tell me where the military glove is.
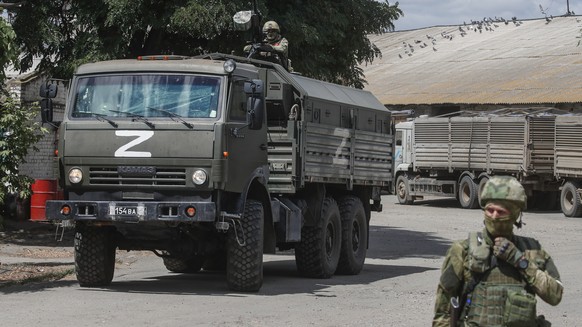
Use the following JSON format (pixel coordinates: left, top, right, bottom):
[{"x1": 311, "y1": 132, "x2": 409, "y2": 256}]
[{"x1": 493, "y1": 237, "x2": 523, "y2": 267}]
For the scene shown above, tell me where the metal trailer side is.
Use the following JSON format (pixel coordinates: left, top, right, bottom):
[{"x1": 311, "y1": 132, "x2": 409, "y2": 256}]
[
  {"x1": 555, "y1": 116, "x2": 582, "y2": 217},
  {"x1": 413, "y1": 116, "x2": 555, "y2": 175}
]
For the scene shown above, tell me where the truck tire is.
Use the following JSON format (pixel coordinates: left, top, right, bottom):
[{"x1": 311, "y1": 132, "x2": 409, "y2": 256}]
[
  {"x1": 561, "y1": 181, "x2": 582, "y2": 217},
  {"x1": 336, "y1": 196, "x2": 367, "y2": 275},
  {"x1": 396, "y1": 175, "x2": 414, "y2": 205},
  {"x1": 163, "y1": 255, "x2": 203, "y2": 273},
  {"x1": 226, "y1": 199, "x2": 264, "y2": 292},
  {"x1": 459, "y1": 176, "x2": 479, "y2": 209},
  {"x1": 74, "y1": 226, "x2": 116, "y2": 287},
  {"x1": 295, "y1": 197, "x2": 342, "y2": 278}
]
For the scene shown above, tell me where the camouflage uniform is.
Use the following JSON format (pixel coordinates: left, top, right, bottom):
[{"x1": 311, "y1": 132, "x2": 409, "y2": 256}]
[
  {"x1": 261, "y1": 21, "x2": 288, "y2": 58},
  {"x1": 433, "y1": 176, "x2": 563, "y2": 327}
]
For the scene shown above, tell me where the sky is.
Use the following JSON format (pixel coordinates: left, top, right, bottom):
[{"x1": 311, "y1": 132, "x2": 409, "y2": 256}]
[{"x1": 393, "y1": 0, "x2": 582, "y2": 30}]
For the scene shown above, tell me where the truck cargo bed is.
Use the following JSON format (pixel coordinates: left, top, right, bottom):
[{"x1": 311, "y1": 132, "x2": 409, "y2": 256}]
[{"x1": 413, "y1": 116, "x2": 555, "y2": 175}]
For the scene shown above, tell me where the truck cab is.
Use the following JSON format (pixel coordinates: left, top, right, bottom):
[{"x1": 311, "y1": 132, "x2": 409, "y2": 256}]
[{"x1": 394, "y1": 121, "x2": 413, "y2": 172}]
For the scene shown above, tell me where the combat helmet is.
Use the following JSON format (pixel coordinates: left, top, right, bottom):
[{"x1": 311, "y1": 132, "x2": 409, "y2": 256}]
[
  {"x1": 479, "y1": 176, "x2": 527, "y2": 210},
  {"x1": 263, "y1": 21, "x2": 280, "y2": 41}
]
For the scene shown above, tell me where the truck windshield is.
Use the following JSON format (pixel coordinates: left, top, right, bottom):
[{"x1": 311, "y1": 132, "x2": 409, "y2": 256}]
[{"x1": 72, "y1": 74, "x2": 221, "y2": 119}]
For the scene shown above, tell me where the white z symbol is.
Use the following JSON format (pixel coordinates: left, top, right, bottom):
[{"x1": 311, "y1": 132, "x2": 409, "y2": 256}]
[{"x1": 114, "y1": 130, "x2": 154, "y2": 157}]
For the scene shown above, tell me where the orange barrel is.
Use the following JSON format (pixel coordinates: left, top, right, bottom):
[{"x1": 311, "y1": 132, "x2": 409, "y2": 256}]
[{"x1": 30, "y1": 179, "x2": 58, "y2": 221}]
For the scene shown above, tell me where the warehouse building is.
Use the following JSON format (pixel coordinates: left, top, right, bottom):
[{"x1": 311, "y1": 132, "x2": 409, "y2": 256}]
[{"x1": 362, "y1": 15, "x2": 582, "y2": 120}]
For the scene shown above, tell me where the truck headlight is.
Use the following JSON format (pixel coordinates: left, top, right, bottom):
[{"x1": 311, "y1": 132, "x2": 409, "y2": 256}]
[
  {"x1": 223, "y1": 59, "x2": 236, "y2": 73},
  {"x1": 192, "y1": 169, "x2": 207, "y2": 185},
  {"x1": 69, "y1": 168, "x2": 83, "y2": 184}
]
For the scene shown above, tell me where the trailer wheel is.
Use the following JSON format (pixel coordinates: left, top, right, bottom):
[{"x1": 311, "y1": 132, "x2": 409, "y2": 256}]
[
  {"x1": 459, "y1": 176, "x2": 479, "y2": 209},
  {"x1": 74, "y1": 226, "x2": 116, "y2": 287},
  {"x1": 163, "y1": 255, "x2": 203, "y2": 273},
  {"x1": 336, "y1": 196, "x2": 367, "y2": 275},
  {"x1": 295, "y1": 197, "x2": 342, "y2": 278},
  {"x1": 561, "y1": 182, "x2": 582, "y2": 217},
  {"x1": 396, "y1": 175, "x2": 414, "y2": 205},
  {"x1": 226, "y1": 199, "x2": 264, "y2": 292}
]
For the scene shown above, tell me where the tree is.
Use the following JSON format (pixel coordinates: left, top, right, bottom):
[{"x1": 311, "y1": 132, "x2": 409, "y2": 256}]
[
  {"x1": 0, "y1": 9, "x2": 18, "y2": 85},
  {"x1": 10, "y1": 0, "x2": 401, "y2": 87},
  {"x1": 0, "y1": 97, "x2": 46, "y2": 211},
  {"x1": 1, "y1": 7, "x2": 46, "y2": 222}
]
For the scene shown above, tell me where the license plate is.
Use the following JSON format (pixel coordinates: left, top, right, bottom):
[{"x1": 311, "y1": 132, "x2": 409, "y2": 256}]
[{"x1": 109, "y1": 204, "x2": 145, "y2": 216}]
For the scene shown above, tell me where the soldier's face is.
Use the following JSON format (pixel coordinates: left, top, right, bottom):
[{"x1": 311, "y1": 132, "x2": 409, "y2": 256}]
[
  {"x1": 484, "y1": 202, "x2": 511, "y2": 219},
  {"x1": 266, "y1": 29, "x2": 278, "y2": 41}
]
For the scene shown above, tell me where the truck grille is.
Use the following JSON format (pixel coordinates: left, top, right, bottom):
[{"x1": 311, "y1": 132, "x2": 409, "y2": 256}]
[{"x1": 89, "y1": 167, "x2": 186, "y2": 186}]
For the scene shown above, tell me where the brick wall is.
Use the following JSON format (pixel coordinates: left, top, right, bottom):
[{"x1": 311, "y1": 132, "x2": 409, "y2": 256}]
[{"x1": 12, "y1": 76, "x2": 67, "y2": 180}]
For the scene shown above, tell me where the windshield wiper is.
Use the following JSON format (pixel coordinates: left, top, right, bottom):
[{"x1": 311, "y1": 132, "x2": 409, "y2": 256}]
[
  {"x1": 90, "y1": 113, "x2": 118, "y2": 128},
  {"x1": 147, "y1": 107, "x2": 194, "y2": 129},
  {"x1": 109, "y1": 109, "x2": 155, "y2": 129},
  {"x1": 75, "y1": 112, "x2": 118, "y2": 127}
]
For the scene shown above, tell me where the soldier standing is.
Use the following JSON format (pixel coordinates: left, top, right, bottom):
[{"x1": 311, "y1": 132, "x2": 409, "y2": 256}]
[{"x1": 433, "y1": 176, "x2": 563, "y2": 327}]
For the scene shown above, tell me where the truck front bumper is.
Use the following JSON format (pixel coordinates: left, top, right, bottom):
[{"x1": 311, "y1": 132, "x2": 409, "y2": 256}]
[{"x1": 45, "y1": 200, "x2": 216, "y2": 223}]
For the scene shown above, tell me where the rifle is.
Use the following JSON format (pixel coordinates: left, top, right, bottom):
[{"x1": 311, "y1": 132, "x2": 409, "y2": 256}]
[{"x1": 450, "y1": 296, "x2": 460, "y2": 327}]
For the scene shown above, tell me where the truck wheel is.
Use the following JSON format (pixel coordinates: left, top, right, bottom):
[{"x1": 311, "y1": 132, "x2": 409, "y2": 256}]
[
  {"x1": 163, "y1": 255, "x2": 203, "y2": 273},
  {"x1": 459, "y1": 176, "x2": 479, "y2": 209},
  {"x1": 336, "y1": 196, "x2": 367, "y2": 275},
  {"x1": 226, "y1": 199, "x2": 264, "y2": 292},
  {"x1": 74, "y1": 226, "x2": 116, "y2": 287},
  {"x1": 561, "y1": 182, "x2": 582, "y2": 217},
  {"x1": 396, "y1": 175, "x2": 414, "y2": 205},
  {"x1": 295, "y1": 197, "x2": 342, "y2": 278}
]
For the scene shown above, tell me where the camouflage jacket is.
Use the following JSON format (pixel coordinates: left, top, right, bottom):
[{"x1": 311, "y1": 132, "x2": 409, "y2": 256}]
[{"x1": 433, "y1": 229, "x2": 563, "y2": 327}]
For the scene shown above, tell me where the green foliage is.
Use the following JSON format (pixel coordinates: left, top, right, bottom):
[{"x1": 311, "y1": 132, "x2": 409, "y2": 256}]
[
  {"x1": 268, "y1": 0, "x2": 402, "y2": 88},
  {"x1": 10, "y1": 0, "x2": 401, "y2": 87},
  {"x1": 0, "y1": 96, "x2": 47, "y2": 202},
  {"x1": 0, "y1": 16, "x2": 18, "y2": 85}
]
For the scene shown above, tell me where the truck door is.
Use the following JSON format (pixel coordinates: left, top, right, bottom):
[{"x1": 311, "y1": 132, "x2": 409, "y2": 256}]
[
  {"x1": 224, "y1": 77, "x2": 268, "y2": 193},
  {"x1": 394, "y1": 122, "x2": 413, "y2": 170}
]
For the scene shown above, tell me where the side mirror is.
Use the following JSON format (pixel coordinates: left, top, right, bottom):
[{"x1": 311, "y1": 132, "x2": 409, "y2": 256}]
[
  {"x1": 244, "y1": 79, "x2": 264, "y2": 130},
  {"x1": 247, "y1": 97, "x2": 264, "y2": 130},
  {"x1": 40, "y1": 98, "x2": 54, "y2": 123},
  {"x1": 39, "y1": 82, "x2": 58, "y2": 98}
]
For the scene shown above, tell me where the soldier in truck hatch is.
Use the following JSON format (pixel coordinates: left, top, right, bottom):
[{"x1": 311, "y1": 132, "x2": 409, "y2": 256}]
[{"x1": 244, "y1": 20, "x2": 289, "y2": 70}]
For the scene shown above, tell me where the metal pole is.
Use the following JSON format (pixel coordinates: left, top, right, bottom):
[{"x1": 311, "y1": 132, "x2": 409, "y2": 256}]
[{"x1": 567, "y1": 0, "x2": 571, "y2": 15}]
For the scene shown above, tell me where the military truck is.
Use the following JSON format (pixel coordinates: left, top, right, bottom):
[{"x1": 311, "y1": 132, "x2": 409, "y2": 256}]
[
  {"x1": 394, "y1": 111, "x2": 559, "y2": 209},
  {"x1": 555, "y1": 115, "x2": 582, "y2": 217},
  {"x1": 39, "y1": 48, "x2": 392, "y2": 291}
]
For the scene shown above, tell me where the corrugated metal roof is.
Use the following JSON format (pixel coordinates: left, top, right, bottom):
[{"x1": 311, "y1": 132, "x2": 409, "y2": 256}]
[{"x1": 362, "y1": 16, "x2": 582, "y2": 105}]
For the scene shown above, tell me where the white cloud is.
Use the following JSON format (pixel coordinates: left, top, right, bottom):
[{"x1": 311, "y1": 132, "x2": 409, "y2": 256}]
[{"x1": 393, "y1": 0, "x2": 582, "y2": 30}]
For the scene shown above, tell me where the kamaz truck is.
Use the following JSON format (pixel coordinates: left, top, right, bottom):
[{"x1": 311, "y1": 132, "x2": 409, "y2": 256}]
[
  {"x1": 39, "y1": 49, "x2": 392, "y2": 291},
  {"x1": 393, "y1": 111, "x2": 559, "y2": 210}
]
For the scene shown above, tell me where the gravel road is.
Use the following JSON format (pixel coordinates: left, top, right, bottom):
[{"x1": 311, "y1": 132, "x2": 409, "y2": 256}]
[{"x1": 0, "y1": 195, "x2": 580, "y2": 326}]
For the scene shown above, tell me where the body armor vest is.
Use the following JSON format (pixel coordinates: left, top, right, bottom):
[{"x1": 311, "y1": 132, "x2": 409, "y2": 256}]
[{"x1": 462, "y1": 232, "x2": 539, "y2": 326}]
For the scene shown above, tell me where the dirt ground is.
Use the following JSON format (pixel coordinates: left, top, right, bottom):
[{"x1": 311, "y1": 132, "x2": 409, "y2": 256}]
[{"x1": 0, "y1": 219, "x2": 75, "y2": 287}]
